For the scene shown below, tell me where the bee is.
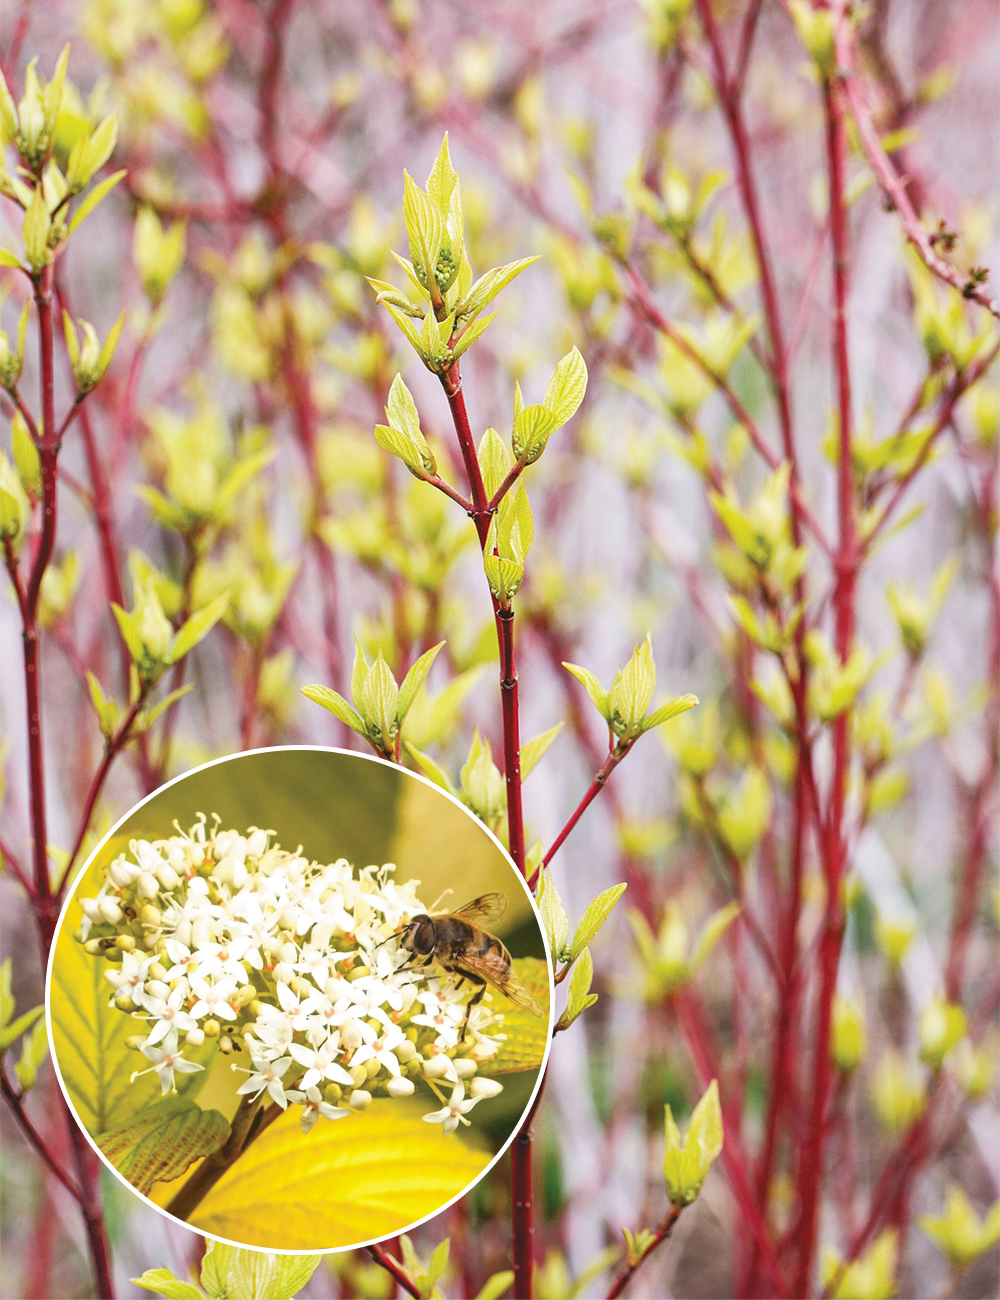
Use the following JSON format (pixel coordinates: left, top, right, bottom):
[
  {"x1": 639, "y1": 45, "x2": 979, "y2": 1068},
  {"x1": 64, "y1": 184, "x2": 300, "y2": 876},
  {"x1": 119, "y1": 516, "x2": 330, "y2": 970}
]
[{"x1": 397, "y1": 893, "x2": 544, "y2": 1035}]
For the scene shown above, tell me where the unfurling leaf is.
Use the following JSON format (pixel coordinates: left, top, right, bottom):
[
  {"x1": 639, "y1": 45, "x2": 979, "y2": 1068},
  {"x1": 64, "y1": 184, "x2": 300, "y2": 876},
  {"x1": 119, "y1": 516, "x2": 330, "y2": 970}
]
[
  {"x1": 519, "y1": 723, "x2": 563, "y2": 780},
  {"x1": 570, "y1": 883, "x2": 627, "y2": 960},
  {"x1": 662, "y1": 1079, "x2": 724, "y2": 1205},
  {"x1": 301, "y1": 684, "x2": 365, "y2": 734},
  {"x1": 0, "y1": 1002, "x2": 44, "y2": 1051},
  {"x1": 170, "y1": 594, "x2": 229, "y2": 663},
  {"x1": 544, "y1": 347, "x2": 588, "y2": 425},
  {"x1": 14, "y1": 1016, "x2": 48, "y2": 1090},
  {"x1": 536, "y1": 868, "x2": 570, "y2": 960},
  {"x1": 397, "y1": 642, "x2": 445, "y2": 722},
  {"x1": 562, "y1": 662, "x2": 610, "y2": 723}
]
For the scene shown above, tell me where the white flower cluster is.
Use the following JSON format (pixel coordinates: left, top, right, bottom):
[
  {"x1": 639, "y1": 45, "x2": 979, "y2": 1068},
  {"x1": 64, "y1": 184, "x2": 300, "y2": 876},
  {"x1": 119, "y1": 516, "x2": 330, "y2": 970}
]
[{"x1": 75, "y1": 817, "x2": 506, "y2": 1134}]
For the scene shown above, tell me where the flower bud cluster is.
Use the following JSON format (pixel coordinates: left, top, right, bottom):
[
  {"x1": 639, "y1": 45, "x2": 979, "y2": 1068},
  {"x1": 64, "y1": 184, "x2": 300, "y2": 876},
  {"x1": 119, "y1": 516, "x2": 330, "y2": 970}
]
[{"x1": 75, "y1": 818, "x2": 506, "y2": 1134}]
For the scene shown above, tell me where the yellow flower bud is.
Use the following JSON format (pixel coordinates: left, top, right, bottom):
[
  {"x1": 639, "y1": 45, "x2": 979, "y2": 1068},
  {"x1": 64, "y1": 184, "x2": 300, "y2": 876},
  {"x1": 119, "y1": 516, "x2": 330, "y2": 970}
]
[
  {"x1": 919, "y1": 1185, "x2": 1000, "y2": 1268},
  {"x1": 918, "y1": 996, "x2": 966, "y2": 1069},
  {"x1": 831, "y1": 996, "x2": 867, "y2": 1072}
]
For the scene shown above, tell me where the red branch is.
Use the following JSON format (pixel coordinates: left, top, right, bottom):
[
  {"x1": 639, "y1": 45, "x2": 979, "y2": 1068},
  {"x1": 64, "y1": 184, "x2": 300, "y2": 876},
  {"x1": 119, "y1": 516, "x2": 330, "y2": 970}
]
[
  {"x1": 606, "y1": 1202, "x2": 684, "y2": 1299},
  {"x1": 793, "y1": 52, "x2": 857, "y2": 1297},
  {"x1": 367, "y1": 1245, "x2": 420, "y2": 1299},
  {"x1": 841, "y1": 59, "x2": 1000, "y2": 320}
]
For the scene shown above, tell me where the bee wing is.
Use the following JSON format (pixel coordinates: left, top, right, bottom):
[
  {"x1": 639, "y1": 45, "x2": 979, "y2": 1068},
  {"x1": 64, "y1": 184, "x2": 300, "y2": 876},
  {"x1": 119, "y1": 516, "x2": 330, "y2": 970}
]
[
  {"x1": 494, "y1": 970, "x2": 545, "y2": 1017},
  {"x1": 458, "y1": 951, "x2": 545, "y2": 1017},
  {"x1": 452, "y1": 893, "x2": 508, "y2": 925}
]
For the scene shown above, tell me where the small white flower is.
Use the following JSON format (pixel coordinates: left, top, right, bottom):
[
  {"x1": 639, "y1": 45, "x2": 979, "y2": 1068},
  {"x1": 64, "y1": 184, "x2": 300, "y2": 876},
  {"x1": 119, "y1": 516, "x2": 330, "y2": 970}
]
[
  {"x1": 234, "y1": 1055, "x2": 294, "y2": 1108},
  {"x1": 284, "y1": 1086, "x2": 351, "y2": 1132},
  {"x1": 246, "y1": 828, "x2": 270, "y2": 857},
  {"x1": 351, "y1": 1022, "x2": 407, "y2": 1078},
  {"x1": 192, "y1": 936, "x2": 253, "y2": 982},
  {"x1": 350, "y1": 970, "x2": 405, "y2": 1018},
  {"x1": 273, "y1": 980, "x2": 323, "y2": 1031},
  {"x1": 137, "y1": 984, "x2": 199, "y2": 1046},
  {"x1": 423, "y1": 1081, "x2": 482, "y2": 1134},
  {"x1": 251, "y1": 1009, "x2": 295, "y2": 1054},
  {"x1": 188, "y1": 974, "x2": 240, "y2": 1021},
  {"x1": 295, "y1": 945, "x2": 335, "y2": 986},
  {"x1": 163, "y1": 938, "x2": 198, "y2": 977},
  {"x1": 287, "y1": 1039, "x2": 354, "y2": 1090},
  {"x1": 106, "y1": 950, "x2": 154, "y2": 996},
  {"x1": 131, "y1": 1028, "x2": 204, "y2": 1095},
  {"x1": 412, "y1": 1003, "x2": 464, "y2": 1035}
]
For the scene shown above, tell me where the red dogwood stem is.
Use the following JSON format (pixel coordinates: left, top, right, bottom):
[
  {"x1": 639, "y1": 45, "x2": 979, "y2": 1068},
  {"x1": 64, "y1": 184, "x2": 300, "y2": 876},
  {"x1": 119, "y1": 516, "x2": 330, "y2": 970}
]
[
  {"x1": 440, "y1": 360, "x2": 533, "y2": 1293},
  {"x1": 793, "y1": 53, "x2": 857, "y2": 1296}
]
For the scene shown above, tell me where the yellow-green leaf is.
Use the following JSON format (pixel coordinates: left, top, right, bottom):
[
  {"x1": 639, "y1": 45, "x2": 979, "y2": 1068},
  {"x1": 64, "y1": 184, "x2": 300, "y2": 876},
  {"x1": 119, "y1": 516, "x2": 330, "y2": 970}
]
[
  {"x1": 200, "y1": 1241, "x2": 322, "y2": 1300},
  {"x1": 557, "y1": 947, "x2": 597, "y2": 1030},
  {"x1": 67, "y1": 169, "x2": 126, "y2": 235},
  {"x1": 570, "y1": 883, "x2": 627, "y2": 960},
  {"x1": 130, "y1": 1268, "x2": 203, "y2": 1298},
  {"x1": 302, "y1": 683, "x2": 365, "y2": 733},
  {"x1": 519, "y1": 723, "x2": 563, "y2": 780},
  {"x1": 97, "y1": 1094, "x2": 229, "y2": 1195},
  {"x1": 544, "y1": 347, "x2": 588, "y2": 426},
  {"x1": 51, "y1": 854, "x2": 163, "y2": 1133},
  {"x1": 0, "y1": 1003, "x2": 43, "y2": 1051},
  {"x1": 535, "y1": 869, "x2": 570, "y2": 961}
]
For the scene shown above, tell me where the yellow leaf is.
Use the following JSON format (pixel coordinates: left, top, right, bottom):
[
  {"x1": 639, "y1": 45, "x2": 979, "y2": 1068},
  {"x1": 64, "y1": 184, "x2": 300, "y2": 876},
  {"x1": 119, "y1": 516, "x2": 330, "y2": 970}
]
[
  {"x1": 50, "y1": 838, "x2": 162, "y2": 1135},
  {"x1": 185, "y1": 1100, "x2": 491, "y2": 1249},
  {"x1": 50, "y1": 840, "x2": 213, "y2": 1136},
  {"x1": 478, "y1": 956, "x2": 551, "y2": 1077}
]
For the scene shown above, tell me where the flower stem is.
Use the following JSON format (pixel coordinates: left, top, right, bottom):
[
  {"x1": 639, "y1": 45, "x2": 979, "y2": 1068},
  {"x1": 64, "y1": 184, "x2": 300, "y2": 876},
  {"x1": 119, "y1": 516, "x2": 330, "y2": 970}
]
[{"x1": 165, "y1": 1094, "x2": 276, "y2": 1221}]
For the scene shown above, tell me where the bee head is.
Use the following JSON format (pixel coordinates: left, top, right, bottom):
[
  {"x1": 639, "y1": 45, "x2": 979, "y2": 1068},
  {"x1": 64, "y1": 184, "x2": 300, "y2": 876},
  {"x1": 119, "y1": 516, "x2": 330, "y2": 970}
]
[{"x1": 400, "y1": 914, "x2": 436, "y2": 956}]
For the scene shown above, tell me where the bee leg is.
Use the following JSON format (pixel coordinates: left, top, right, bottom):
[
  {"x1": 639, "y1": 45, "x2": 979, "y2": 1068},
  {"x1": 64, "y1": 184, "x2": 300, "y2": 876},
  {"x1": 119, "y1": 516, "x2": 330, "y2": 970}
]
[{"x1": 460, "y1": 976, "x2": 487, "y2": 1042}]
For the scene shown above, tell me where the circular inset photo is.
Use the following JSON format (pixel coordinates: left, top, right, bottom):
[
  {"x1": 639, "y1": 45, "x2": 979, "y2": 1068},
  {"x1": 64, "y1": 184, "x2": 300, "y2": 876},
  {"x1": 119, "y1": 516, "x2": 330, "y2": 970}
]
[{"x1": 47, "y1": 748, "x2": 553, "y2": 1252}]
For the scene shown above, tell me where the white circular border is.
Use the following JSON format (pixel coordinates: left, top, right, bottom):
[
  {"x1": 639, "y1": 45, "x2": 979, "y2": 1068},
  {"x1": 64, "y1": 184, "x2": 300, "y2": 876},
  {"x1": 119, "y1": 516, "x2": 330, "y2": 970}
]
[{"x1": 45, "y1": 744, "x2": 556, "y2": 1256}]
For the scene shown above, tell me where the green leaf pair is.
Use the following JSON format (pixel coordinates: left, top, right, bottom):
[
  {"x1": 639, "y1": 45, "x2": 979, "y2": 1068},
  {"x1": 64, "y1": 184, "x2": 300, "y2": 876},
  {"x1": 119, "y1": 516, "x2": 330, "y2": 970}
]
[
  {"x1": 374, "y1": 373, "x2": 437, "y2": 478},
  {"x1": 564, "y1": 634, "x2": 698, "y2": 747},
  {"x1": 112, "y1": 579, "x2": 229, "y2": 686},
  {"x1": 302, "y1": 638, "x2": 443, "y2": 759}
]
